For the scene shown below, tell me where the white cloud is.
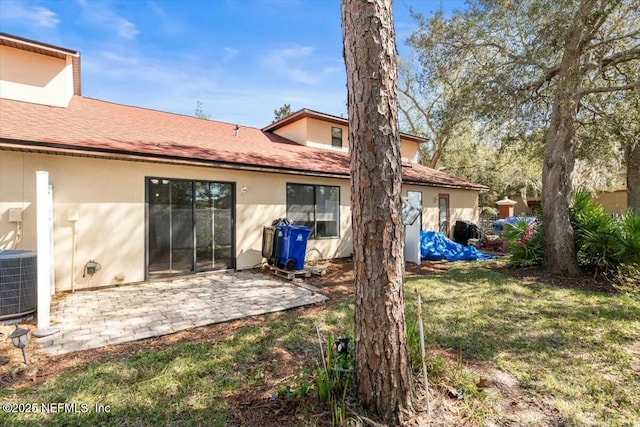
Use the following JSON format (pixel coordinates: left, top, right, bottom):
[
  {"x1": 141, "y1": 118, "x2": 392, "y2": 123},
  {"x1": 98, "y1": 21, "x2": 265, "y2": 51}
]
[
  {"x1": 76, "y1": 1, "x2": 139, "y2": 39},
  {"x1": 147, "y1": 1, "x2": 184, "y2": 36},
  {"x1": 114, "y1": 18, "x2": 138, "y2": 39},
  {"x1": 81, "y1": 45, "x2": 345, "y2": 127},
  {"x1": 262, "y1": 44, "x2": 320, "y2": 85},
  {"x1": 223, "y1": 47, "x2": 239, "y2": 62},
  {"x1": 0, "y1": 1, "x2": 60, "y2": 28},
  {"x1": 100, "y1": 51, "x2": 139, "y2": 65},
  {"x1": 87, "y1": 50, "x2": 216, "y2": 86},
  {"x1": 82, "y1": 49, "x2": 221, "y2": 121}
]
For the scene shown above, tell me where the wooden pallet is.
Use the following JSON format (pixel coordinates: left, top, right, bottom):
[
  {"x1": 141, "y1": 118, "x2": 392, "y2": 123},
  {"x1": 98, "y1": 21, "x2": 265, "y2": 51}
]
[
  {"x1": 262, "y1": 263, "x2": 326, "y2": 280},
  {"x1": 306, "y1": 266, "x2": 327, "y2": 276}
]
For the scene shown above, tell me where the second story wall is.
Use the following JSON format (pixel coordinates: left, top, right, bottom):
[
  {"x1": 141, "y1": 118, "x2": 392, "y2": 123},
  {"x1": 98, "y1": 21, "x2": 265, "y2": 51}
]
[
  {"x1": 400, "y1": 138, "x2": 420, "y2": 163},
  {"x1": 0, "y1": 45, "x2": 75, "y2": 107},
  {"x1": 272, "y1": 117, "x2": 349, "y2": 153},
  {"x1": 307, "y1": 118, "x2": 348, "y2": 152},
  {"x1": 269, "y1": 118, "x2": 308, "y2": 149},
  {"x1": 269, "y1": 111, "x2": 422, "y2": 161}
]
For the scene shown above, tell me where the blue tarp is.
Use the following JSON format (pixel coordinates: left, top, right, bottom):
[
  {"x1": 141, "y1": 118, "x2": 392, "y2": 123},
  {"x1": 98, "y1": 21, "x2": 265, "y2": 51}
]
[
  {"x1": 505, "y1": 216, "x2": 537, "y2": 226},
  {"x1": 493, "y1": 216, "x2": 538, "y2": 232},
  {"x1": 420, "y1": 231, "x2": 494, "y2": 261}
]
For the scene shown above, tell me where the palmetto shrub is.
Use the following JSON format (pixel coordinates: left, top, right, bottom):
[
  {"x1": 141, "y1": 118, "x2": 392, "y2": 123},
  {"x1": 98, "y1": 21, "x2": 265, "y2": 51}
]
[
  {"x1": 503, "y1": 191, "x2": 639, "y2": 291},
  {"x1": 570, "y1": 191, "x2": 639, "y2": 290},
  {"x1": 503, "y1": 218, "x2": 543, "y2": 267},
  {"x1": 571, "y1": 191, "x2": 640, "y2": 269}
]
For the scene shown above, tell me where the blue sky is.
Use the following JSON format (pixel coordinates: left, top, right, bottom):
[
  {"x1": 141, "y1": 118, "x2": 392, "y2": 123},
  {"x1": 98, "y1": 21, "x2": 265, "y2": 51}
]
[{"x1": 0, "y1": 0, "x2": 464, "y2": 128}]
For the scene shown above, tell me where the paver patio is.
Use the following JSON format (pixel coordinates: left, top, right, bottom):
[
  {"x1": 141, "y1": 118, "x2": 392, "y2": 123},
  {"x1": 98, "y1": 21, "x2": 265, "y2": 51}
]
[{"x1": 36, "y1": 271, "x2": 328, "y2": 355}]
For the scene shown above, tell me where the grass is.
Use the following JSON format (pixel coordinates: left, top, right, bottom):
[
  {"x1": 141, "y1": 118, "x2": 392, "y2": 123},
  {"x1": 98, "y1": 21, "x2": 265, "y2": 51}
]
[
  {"x1": 404, "y1": 263, "x2": 640, "y2": 426},
  {"x1": 0, "y1": 310, "x2": 331, "y2": 427},
  {"x1": 1, "y1": 263, "x2": 638, "y2": 426}
]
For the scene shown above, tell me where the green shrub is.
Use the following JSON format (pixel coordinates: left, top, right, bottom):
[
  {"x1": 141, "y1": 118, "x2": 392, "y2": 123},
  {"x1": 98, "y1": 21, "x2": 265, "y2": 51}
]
[
  {"x1": 502, "y1": 218, "x2": 543, "y2": 267},
  {"x1": 571, "y1": 191, "x2": 640, "y2": 268},
  {"x1": 571, "y1": 191, "x2": 621, "y2": 269},
  {"x1": 501, "y1": 191, "x2": 639, "y2": 288},
  {"x1": 481, "y1": 206, "x2": 498, "y2": 216},
  {"x1": 619, "y1": 210, "x2": 640, "y2": 265},
  {"x1": 570, "y1": 191, "x2": 640, "y2": 290},
  {"x1": 611, "y1": 213, "x2": 640, "y2": 293}
]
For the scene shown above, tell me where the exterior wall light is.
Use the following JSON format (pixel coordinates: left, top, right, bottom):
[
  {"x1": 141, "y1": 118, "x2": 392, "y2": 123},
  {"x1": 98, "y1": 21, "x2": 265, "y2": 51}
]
[
  {"x1": 8, "y1": 324, "x2": 30, "y2": 364},
  {"x1": 241, "y1": 186, "x2": 248, "y2": 193},
  {"x1": 83, "y1": 260, "x2": 102, "y2": 277}
]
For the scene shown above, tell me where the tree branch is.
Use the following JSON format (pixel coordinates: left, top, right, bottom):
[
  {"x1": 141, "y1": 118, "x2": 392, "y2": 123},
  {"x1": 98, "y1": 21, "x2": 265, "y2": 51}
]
[
  {"x1": 580, "y1": 80, "x2": 640, "y2": 96},
  {"x1": 521, "y1": 45, "x2": 640, "y2": 92},
  {"x1": 520, "y1": 67, "x2": 562, "y2": 92},
  {"x1": 583, "y1": 44, "x2": 640, "y2": 71},
  {"x1": 399, "y1": 86, "x2": 437, "y2": 135},
  {"x1": 587, "y1": 29, "x2": 640, "y2": 51},
  {"x1": 398, "y1": 102, "x2": 420, "y2": 135}
]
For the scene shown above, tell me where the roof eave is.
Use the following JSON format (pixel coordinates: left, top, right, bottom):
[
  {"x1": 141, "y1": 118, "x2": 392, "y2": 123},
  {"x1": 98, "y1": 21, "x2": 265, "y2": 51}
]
[
  {"x1": 0, "y1": 138, "x2": 350, "y2": 180},
  {"x1": 1, "y1": 138, "x2": 481, "y2": 190},
  {"x1": 0, "y1": 32, "x2": 80, "y2": 57}
]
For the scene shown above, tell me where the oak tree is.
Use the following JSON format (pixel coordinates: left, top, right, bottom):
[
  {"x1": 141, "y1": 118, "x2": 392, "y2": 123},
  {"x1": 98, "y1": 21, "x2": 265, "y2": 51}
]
[{"x1": 408, "y1": 0, "x2": 640, "y2": 275}]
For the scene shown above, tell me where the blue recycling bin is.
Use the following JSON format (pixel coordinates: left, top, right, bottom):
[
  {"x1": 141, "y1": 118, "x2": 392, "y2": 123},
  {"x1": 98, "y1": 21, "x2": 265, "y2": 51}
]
[{"x1": 276, "y1": 225, "x2": 312, "y2": 271}]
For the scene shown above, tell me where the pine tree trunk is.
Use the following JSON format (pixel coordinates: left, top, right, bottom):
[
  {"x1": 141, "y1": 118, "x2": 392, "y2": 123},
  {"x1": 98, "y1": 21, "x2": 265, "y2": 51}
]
[
  {"x1": 342, "y1": 0, "x2": 413, "y2": 423},
  {"x1": 542, "y1": 0, "x2": 596, "y2": 276},
  {"x1": 627, "y1": 142, "x2": 640, "y2": 212}
]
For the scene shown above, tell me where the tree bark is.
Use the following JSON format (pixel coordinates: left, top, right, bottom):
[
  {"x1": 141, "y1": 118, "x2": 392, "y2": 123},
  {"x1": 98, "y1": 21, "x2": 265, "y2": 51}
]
[
  {"x1": 627, "y1": 141, "x2": 640, "y2": 212},
  {"x1": 342, "y1": 0, "x2": 413, "y2": 423},
  {"x1": 542, "y1": 0, "x2": 597, "y2": 276}
]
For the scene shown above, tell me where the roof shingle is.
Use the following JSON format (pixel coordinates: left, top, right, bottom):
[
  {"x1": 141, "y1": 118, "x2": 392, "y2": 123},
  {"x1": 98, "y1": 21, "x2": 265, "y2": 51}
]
[{"x1": 0, "y1": 96, "x2": 487, "y2": 191}]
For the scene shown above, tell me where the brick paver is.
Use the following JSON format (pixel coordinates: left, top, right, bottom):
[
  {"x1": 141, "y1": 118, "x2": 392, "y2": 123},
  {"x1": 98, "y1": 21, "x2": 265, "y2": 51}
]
[{"x1": 37, "y1": 271, "x2": 327, "y2": 355}]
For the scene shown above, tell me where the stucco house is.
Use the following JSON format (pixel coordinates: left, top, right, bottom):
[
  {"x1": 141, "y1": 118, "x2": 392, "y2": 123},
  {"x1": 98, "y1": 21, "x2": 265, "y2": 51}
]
[{"x1": 0, "y1": 33, "x2": 487, "y2": 292}]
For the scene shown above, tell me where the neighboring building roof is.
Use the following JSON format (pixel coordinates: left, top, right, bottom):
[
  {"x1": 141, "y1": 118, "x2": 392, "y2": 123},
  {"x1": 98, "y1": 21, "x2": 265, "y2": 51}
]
[
  {"x1": 0, "y1": 96, "x2": 487, "y2": 191},
  {"x1": 263, "y1": 108, "x2": 428, "y2": 144},
  {"x1": 0, "y1": 32, "x2": 81, "y2": 96}
]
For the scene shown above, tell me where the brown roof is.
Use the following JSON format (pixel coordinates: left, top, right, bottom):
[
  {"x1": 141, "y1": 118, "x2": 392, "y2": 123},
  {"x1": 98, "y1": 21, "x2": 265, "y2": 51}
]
[{"x1": 0, "y1": 96, "x2": 487, "y2": 191}]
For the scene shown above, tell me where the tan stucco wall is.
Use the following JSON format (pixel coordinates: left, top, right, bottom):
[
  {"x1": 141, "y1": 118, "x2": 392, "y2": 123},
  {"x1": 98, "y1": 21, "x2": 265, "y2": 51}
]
[
  {"x1": 275, "y1": 118, "x2": 349, "y2": 153},
  {"x1": 511, "y1": 196, "x2": 529, "y2": 216},
  {"x1": 0, "y1": 46, "x2": 74, "y2": 107},
  {"x1": 399, "y1": 139, "x2": 420, "y2": 163},
  {"x1": 403, "y1": 185, "x2": 480, "y2": 235},
  {"x1": 271, "y1": 118, "x2": 308, "y2": 147},
  {"x1": 306, "y1": 118, "x2": 348, "y2": 152},
  {"x1": 593, "y1": 190, "x2": 627, "y2": 214},
  {"x1": 272, "y1": 117, "x2": 419, "y2": 161},
  {"x1": 0, "y1": 151, "x2": 354, "y2": 291},
  {"x1": 513, "y1": 191, "x2": 628, "y2": 216},
  {"x1": 1, "y1": 151, "x2": 479, "y2": 291}
]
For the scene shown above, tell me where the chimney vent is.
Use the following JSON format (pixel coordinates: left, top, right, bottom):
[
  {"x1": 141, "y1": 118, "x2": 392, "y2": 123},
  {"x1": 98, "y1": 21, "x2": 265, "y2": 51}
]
[{"x1": 234, "y1": 124, "x2": 240, "y2": 137}]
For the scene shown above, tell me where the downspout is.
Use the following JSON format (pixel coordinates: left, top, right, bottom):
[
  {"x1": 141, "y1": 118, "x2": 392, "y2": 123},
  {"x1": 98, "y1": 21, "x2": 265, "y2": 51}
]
[{"x1": 33, "y1": 171, "x2": 59, "y2": 338}]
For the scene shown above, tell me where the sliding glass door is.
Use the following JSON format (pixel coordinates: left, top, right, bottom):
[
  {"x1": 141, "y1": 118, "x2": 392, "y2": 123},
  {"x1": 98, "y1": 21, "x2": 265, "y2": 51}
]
[
  {"x1": 147, "y1": 178, "x2": 234, "y2": 277},
  {"x1": 194, "y1": 182, "x2": 233, "y2": 271}
]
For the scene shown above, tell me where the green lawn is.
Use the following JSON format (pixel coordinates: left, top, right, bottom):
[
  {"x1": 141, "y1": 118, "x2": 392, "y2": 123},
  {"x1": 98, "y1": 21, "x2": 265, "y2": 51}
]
[
  {"x1": 404, "y1": 263, "x2": 640, "y2": 426},
  {"x1": 1, "y1": 263, "x2": 638, "y2": 426},
  {"x1": 0, "y1": 303, "x2": 352, "y2": 427}
]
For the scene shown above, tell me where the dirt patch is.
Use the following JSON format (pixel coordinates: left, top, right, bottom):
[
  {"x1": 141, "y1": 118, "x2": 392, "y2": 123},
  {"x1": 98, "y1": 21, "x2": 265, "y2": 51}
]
[{"x1": 474, "y1": 364, "x2": 558, "y2": 426}]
